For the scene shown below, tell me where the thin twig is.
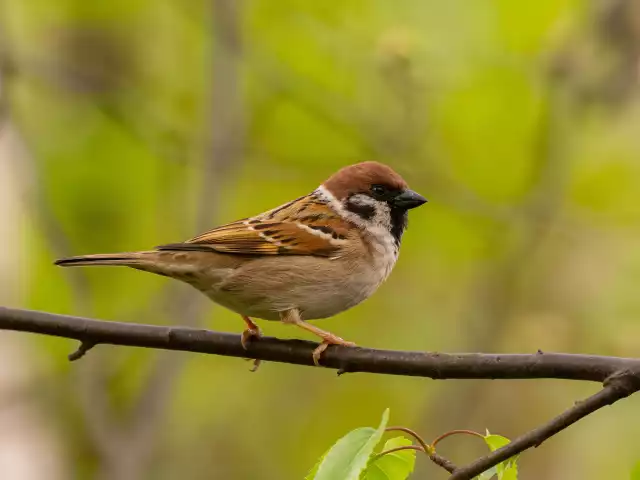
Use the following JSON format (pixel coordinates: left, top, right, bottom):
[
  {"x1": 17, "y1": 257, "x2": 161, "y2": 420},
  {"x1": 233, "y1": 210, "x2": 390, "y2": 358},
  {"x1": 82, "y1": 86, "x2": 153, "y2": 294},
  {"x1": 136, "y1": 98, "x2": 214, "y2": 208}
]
[
  {"x1": 68, "y1": 340, "x2": 96, "y2": 361},
  {"x1": 385, "y1": 426, "x2": 431, "y2": 453},
  {"x1": 431, "y1": 429, "x2": 485, "y2": 448},
  {"x1": 384, "y1": 426, "x2": 459, "y2": 474},
  {"x1": 448, "y1": 372, "x2": 640, "y2": 479},
  {"x1": 374, "y1": 445, "x2": 426, "y2": 459}
]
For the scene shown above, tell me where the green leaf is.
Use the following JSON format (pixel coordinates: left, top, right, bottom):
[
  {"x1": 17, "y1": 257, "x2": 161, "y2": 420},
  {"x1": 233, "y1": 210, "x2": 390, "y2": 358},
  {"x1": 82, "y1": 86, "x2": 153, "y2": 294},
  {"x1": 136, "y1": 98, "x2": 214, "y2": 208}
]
[
  {"x1": 308, "y1": 409, "x2": 390, "y2": 480},
  {"x1": 631, "y1": 461, "x2": 640, "y2": 480},
  {"x1": 479, "y1": 432, "x2": 519, "y2": 480},
  {"x1": 483, "y1": 433, "x2": 511, "y2": 451},
  {"x1": 305, "y1": 447, "x2": 330, "y2": 480},
  {"x1": 364, "y1": 436, "x2": 416, "y2": 480},
  {"x1": 498, "y1": 465, "x2": 518, "y2": 480}
]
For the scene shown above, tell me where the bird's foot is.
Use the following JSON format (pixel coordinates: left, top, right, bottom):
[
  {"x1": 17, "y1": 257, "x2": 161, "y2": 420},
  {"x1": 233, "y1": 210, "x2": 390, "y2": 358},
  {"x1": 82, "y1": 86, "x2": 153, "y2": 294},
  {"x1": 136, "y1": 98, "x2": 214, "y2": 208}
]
[
  {"x1": 277, "y1": 309, "x2": 356, "y2": 367},
  {"x1": 240, "y1": 316, "x2": 262, "y2": 372},
  {"x1": 241, "y1": 326, "x2": 262, "y2": 350},
  {"x1": 312, "y1": 334, "x2": 356, "y2": 367},
  {"x1": 240, "y1": 315, "x2": 262, "y2": 349},
  {"x1": 243, "y1": 357, "x2": 262, "y2": 372}
]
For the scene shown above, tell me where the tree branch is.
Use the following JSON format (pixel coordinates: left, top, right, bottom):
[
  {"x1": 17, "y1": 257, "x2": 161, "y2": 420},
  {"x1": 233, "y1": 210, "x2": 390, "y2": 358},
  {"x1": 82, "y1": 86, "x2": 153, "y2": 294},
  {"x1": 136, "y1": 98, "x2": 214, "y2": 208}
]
[
  {"x1": 1, "y1": 306, "x2": 639, "y2": 383},
  {"x1": 1, "y1": 305, "x2": 639, "y2": 478},
  {"x1": 430, "y1": 452, "x2": 458, "y2": 475},
  {"x1": 448, "y1": 371, "x2": 640, "y2": 479}
]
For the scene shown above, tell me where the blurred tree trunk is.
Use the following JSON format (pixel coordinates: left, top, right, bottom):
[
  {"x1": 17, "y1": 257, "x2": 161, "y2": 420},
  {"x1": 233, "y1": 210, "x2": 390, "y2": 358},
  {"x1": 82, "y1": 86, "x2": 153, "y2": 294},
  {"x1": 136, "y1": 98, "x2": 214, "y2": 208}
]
[{"x1": 0, "y1": 69, "x2": 68, "y2": 479}]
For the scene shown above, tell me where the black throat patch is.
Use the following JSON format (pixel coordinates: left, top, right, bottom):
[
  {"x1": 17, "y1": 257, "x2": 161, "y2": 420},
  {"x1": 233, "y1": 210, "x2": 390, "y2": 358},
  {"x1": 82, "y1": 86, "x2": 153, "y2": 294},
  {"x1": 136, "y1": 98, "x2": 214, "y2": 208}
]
[{"x1": 390, "y1": 208, "x2": 408, "y2": 247}]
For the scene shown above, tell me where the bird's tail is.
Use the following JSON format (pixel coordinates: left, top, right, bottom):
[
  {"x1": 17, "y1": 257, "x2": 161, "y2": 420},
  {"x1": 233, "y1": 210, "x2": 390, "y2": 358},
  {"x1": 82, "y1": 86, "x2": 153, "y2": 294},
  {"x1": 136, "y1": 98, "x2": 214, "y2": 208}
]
[{"x1": 54, "y1": 251, "x2": 154, "y2": 267}]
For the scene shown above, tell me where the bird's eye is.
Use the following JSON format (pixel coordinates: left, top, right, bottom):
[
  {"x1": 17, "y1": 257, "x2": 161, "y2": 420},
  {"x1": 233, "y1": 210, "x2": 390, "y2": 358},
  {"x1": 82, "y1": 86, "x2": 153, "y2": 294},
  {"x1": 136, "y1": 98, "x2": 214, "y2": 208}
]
[{"x1": 371, "y1": 184, "x2": 386, "y2": 196}]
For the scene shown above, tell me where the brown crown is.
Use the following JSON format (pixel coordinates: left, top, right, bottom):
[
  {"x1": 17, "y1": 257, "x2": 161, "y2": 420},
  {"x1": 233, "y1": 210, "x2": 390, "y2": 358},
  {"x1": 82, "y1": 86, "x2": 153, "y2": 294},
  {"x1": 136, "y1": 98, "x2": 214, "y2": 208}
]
[{"x1": 322, "y1": 161, "x2": 409, "y2": 200}]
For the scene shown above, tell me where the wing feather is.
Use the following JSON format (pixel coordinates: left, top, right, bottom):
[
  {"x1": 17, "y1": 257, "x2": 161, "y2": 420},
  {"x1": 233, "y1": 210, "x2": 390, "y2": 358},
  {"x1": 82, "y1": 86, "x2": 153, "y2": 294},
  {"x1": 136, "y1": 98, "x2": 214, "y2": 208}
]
[{"x1": 156, "y1": 194, "x2": 353, "y2": 257}]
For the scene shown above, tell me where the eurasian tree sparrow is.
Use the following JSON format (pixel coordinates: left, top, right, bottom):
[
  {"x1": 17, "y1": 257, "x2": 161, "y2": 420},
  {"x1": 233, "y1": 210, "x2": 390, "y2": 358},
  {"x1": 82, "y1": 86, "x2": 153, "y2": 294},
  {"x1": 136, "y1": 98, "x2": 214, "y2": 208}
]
[{"x1": 55, "y1": 162, "x2": 427, "y2": 365}]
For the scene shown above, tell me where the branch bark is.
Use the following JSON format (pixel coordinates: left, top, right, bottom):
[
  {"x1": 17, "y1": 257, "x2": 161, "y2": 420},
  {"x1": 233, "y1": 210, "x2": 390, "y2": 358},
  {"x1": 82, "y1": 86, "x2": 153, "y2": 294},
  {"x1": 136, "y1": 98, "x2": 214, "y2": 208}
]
[
  {"x1": 448, "y1": 372, "x2": 640, "y2": 479},
  {"x1": 1, "y1": 306, "x2": 639, "y2": 383},
  {"x1": 1, "y1": 305, "x2": 640, "y2": 478}
]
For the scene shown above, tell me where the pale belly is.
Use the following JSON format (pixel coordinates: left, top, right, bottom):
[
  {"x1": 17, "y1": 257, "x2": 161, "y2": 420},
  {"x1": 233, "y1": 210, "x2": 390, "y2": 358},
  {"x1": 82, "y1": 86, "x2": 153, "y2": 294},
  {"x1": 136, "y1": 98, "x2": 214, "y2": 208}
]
[{"x1": 199, "y1": 253, "x2": 396, "y2": 321}]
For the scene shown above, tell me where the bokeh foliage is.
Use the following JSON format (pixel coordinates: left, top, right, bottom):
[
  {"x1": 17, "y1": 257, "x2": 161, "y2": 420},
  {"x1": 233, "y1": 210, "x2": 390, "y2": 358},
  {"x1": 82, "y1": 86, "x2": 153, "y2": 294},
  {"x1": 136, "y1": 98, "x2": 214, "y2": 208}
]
[{"x1": 2, "y1": 0, "x2": 640, "y2": 478}]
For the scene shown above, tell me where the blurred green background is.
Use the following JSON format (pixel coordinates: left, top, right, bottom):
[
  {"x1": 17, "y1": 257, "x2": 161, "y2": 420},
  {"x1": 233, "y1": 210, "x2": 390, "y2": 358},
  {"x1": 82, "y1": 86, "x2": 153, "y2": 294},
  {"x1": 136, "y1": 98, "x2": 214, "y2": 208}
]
[{"x1": 1, "y1": 0, "x2": 640, "y2": 479}]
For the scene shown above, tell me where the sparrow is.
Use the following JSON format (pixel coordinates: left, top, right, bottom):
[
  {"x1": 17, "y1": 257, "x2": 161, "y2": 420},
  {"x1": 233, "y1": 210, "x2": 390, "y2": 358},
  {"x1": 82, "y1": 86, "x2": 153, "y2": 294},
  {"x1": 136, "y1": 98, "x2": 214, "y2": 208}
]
[{"x1": 55, "y1": 161, "x2": 427, "y2": 366}]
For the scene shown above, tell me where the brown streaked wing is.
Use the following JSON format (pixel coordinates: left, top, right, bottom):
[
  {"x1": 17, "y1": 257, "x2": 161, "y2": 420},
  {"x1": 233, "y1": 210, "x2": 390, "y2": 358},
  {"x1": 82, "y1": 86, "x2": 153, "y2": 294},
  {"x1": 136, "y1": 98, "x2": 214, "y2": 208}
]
[{"x1": 157, "y1": 194, "x2": 351, "y2": 257}]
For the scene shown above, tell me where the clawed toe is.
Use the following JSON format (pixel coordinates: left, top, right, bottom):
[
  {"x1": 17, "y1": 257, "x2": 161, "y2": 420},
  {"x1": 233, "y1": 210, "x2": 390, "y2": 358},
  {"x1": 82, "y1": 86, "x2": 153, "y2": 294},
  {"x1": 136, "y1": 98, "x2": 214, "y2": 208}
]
[
  {"x1": 243, "y1": 357, "x2": 262, "y2": 372},
  {"x1": 240, "y1": 316, "x2": 263, "y2": 372},
  {"x1": 312, "y1": 343, "x2": 329, "y2": 366},
  {"x1": 278, "y1": 309, "x2": 356, "y2": 367},
  {"x1": 312, "y1": 337, "x2": 357, "y2": 366},
  {"x1": 241, "y1": 327, "x2": 262, "y2": 350},
  {"x1": 241, "y1": 329, "x2": 263, "y2": 371}
]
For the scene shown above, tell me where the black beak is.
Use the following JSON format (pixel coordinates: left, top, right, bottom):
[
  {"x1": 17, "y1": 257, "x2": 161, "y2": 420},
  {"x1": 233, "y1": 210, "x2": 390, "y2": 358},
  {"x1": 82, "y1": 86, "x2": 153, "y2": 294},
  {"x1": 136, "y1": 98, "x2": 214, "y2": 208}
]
[{"x1": 393, "y1": 189, "x2": 427, "y2": 209}]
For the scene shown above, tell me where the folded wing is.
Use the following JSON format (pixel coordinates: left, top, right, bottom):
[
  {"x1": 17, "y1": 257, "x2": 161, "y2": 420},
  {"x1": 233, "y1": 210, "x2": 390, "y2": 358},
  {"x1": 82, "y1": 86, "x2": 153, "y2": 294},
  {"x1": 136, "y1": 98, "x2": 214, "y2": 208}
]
[{"x1": 157, "y1": 195, "x2": 352, "y2": 257}]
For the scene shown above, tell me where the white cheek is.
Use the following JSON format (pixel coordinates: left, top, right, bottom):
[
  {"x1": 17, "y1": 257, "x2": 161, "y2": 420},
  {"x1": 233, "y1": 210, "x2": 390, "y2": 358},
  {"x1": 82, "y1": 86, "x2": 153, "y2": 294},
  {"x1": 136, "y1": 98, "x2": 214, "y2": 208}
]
[
  {"x1": 315, "y1": 186, "x2": 399, "y2": 277},
  {"x1": 315, "y1": 186, "x2": 395, "y2": 243},
  {"x1": 372, "y1": 242, "x2": 387, "y2": 254}
]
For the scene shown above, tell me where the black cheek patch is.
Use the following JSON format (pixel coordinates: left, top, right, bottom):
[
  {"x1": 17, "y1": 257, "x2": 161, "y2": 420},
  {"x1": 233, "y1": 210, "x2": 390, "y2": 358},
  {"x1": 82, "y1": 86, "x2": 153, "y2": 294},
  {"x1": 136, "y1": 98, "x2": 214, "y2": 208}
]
[{"x1": 346, "y1": 198, "x2": 376, "y2": 220}]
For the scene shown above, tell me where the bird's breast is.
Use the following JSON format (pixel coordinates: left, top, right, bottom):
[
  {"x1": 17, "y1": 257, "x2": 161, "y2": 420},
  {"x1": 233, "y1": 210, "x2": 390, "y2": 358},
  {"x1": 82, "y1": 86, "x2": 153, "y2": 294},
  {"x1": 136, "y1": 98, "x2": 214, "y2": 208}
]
[
  {"x1": 197, "y1": 245, "x2": 397, "y2": 321},
  {"x1": 362, "y1": 228, "x2": 399, "y2": 285}
]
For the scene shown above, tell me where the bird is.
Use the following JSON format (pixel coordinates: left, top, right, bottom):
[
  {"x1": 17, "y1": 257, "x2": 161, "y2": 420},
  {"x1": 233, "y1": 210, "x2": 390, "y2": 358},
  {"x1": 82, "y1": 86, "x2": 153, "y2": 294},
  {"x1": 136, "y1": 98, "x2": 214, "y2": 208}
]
[{"x1": 55, "y1": 161, "x2": 427, "y2": 366}]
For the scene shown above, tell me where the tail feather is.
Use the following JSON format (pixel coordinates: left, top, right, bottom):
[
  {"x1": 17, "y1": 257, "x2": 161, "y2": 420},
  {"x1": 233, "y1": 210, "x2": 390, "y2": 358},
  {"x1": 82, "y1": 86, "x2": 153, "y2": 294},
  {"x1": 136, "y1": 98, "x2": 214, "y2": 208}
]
[{"x1": 54, "y1": 252, "x2": 149, "y2": 267}]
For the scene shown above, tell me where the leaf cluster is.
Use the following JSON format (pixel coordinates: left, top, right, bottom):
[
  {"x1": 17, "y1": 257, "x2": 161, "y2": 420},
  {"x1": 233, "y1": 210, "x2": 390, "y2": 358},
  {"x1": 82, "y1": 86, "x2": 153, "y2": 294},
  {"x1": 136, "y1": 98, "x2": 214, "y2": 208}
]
[{"x1": 306, "y1": 409, "x2": 519, "y2": 480}]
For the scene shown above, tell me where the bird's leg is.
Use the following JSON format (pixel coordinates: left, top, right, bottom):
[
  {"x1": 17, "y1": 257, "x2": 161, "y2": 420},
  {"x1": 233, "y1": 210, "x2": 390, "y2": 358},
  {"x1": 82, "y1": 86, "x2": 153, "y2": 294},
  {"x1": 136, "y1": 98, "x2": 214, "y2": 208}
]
[
  {"x1": 280, "y1": 309, "x2": 356, "y2": 366},
  {"x1": 240, "y1": 315, "x2": 262, "y2": 372},
  {"x1": 240, "y1": 315, "x2": 262, "y2": 349}
]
